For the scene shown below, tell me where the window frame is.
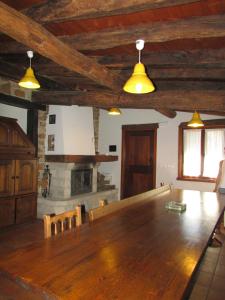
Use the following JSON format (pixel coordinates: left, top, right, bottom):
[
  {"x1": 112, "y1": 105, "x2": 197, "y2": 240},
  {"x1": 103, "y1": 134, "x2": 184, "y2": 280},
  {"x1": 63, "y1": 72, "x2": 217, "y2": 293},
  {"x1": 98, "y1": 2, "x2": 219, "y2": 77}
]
[{"x1": 177, "y1": 119, "x2": 225, "y2": 182}]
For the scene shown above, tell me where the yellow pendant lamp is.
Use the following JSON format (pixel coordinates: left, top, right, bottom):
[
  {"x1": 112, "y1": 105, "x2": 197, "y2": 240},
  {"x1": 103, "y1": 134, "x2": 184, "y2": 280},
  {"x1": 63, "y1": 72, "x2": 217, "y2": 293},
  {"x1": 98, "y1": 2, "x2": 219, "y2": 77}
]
[
  {"x1": 123, "y1": 39, "x2": 155, "y2": 94},
  {"x1": 108, "y1": 108, "x2": 122, "y2": 115},
  {"x1": 187, "y1": 111, "x2": 204, "y2": 128},
  {"x1": 19, "y1": 51, "x2": 40, "y2": 89}
]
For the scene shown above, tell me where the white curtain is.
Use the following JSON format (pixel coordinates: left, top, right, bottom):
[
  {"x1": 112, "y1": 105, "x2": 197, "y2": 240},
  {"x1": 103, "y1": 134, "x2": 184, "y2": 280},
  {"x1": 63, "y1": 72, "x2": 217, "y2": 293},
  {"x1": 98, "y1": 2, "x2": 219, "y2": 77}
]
[
  {"x1": 183, "y1": 129, "x2": 201, "y2": 176},
  {"x1": 203, "y1": 129, "x2": 224, "y2": 178}
]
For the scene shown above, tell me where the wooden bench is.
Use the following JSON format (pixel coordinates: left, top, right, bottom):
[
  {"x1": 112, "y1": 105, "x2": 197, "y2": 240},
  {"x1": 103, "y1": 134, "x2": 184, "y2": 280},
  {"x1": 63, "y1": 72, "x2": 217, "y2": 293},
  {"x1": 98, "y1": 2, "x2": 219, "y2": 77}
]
[
  {"x1": 43, "y1": 206, "x2": 82, "y2": 238},
  {"x1": 89, "y1": 185, "x2": 171, "y2": 221}
]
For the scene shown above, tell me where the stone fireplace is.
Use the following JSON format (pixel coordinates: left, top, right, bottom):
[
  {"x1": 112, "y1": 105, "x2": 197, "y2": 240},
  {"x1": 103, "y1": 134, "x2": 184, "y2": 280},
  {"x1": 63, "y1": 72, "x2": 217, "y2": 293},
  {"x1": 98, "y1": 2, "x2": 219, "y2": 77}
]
[
  {"x1": 37, "y1": 155, "x2": 119, "y2": 218},
  {"x1": 46, "y1": 162, "x2": 98, "y2": 199},
  {"x1": 35, "y1": 104, "x2": 119, "y2": 218}
]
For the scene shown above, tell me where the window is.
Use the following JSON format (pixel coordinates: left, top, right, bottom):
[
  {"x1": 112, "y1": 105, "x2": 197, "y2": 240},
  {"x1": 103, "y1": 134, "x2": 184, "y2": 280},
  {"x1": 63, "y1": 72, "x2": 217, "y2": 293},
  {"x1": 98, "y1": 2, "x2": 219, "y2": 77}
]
[{"x1": 178, "y1": 119, "x2": 225, "y2": 182}]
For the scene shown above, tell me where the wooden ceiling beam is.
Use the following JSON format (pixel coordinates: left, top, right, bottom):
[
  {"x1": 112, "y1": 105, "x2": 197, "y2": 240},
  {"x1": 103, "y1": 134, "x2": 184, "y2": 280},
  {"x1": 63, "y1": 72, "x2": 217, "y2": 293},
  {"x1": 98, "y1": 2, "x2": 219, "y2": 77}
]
[
  {"x1": 9, "y1": 55, "x2": 223, "y2": 83},
  {"x1": 118, "y1": 67, "x2": 225, "y2": 84},
  {"x1": 32, "y1": 90, "x2": 225, "y2": 112},
  {"x1": 64, "y1": 15, "x2": 225, "y2": 50},
  {"x1": 0, "y1": 41, "x2": 27, "y2": 54},
  {"x1": 156, "y1": 81, "x2": 225, "y2": 90},
  {"x1": 147, "y1": 68, "x2": 225, "y2": 81},
  {"x1": 4, "y1": 53, "x2": 224, "y2": 91},
  {"x1": 0, "y1": 92, "x2": 46, "y2": 111},
  {"x1": 33, "y1": 65, "x2": 225, "y2": 82},
  {"x1": 2, "y1": 55, "x2": 223, "y2": 92},
  {"x1": 0, "y1": 2, "x2": 121, "y2": 91},
  {"x1": 97, "y1": 49, "x2": 225, "y2": 68},
  {"x1": 24, "y1": 0, "x2": 199, "y2": 23},
  {"x1": 30, "y1": 76, "x2": 225, "y2": 92},
  {"x1": 176, "y1": 109, "x2": 225, "y2": 117},
  {"x1": 1, "y1": 49, "x2": 225, "y2": 78},
  {"x1": 0, "y1": 15, "x2": 225, "y2": 54},
  {"x1": 155, "y1": 109, "x2": 177, "y2": 118},
  {"x1": 31, "y1": 59, "x2": 225, "y2": 80}
]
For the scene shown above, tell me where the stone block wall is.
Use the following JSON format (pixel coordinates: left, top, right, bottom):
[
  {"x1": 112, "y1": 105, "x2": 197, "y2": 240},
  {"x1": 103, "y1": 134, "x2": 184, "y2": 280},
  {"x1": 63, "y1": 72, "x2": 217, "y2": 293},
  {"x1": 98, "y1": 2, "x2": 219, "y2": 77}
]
[
  {"x1": 37, "y1": 109, "x2": 48, "y2": 194},
  {"x1": 93, "y1": 107, "x2": 100, "y2": 153},
  {"x1": 37, "y1": 188, "x2": 119, "y2": 217},
  {"x1": 0, "y1": 78, "x2": 32, "y2": 100}
]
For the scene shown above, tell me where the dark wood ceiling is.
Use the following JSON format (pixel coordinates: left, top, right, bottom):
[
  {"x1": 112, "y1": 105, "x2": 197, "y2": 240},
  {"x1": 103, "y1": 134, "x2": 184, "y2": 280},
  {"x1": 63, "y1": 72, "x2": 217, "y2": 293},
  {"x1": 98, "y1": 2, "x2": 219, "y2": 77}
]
[{"x1": 0, "y1": 0, "x2": 224, "y2": 118}]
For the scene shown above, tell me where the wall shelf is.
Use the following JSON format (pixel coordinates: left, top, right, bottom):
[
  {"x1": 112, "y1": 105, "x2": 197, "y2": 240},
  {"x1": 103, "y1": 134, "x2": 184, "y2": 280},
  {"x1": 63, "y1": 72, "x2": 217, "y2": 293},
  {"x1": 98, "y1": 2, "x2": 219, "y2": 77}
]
[{"x1": 45, "y1": 155, "x2": 118, "y2": 163}]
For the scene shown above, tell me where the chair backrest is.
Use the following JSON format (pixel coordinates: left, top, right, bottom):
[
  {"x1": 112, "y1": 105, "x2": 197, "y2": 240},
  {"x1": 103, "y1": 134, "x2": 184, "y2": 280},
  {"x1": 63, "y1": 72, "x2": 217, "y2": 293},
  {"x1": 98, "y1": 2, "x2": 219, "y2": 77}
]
[
  {"x1": 214, "y1": 160, "x2": 225, "y2": 192},
  {"x1": 89, "y1": 185, "x2": 171, "y2": 222},
  {"x1": 99, "y1": 199, "x2": 108, "y2": 207},
  {"x1": 43, "y1": 205, "x2": 82, "y2": 239}
]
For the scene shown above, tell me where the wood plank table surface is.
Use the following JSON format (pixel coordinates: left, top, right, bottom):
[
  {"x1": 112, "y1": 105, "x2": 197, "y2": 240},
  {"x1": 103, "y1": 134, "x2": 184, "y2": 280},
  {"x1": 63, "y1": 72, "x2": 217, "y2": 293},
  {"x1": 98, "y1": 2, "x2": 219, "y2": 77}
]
[{"x1": 1, "y1": 188, "x2": 225, "y2": 300}]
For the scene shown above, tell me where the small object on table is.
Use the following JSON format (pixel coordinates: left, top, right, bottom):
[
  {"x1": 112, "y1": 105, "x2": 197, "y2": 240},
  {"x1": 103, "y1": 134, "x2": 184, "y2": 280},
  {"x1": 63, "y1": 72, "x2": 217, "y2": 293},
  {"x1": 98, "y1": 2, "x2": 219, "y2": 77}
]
[{"x1": 165, "y1": 201, "x2": 186, "y2": 212}]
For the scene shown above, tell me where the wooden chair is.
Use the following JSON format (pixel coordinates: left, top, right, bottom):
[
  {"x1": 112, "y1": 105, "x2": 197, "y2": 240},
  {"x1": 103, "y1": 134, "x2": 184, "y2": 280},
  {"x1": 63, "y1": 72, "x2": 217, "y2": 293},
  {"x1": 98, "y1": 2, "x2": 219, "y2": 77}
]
[
  {"x1": 212, "y1": 160, "x2": 225, "y2": 246},
  {"x1": 214, "y1": 160, "x2": 225, "y2": 192},
  {"x1": 99, "y1": 199, "x2": 108, "y2": 207},
  {"x1": 89, "y1": 185, "x2": 171, "y2": 222},
  {"x1": 43, "y1": 206, "x2": 82, "y2": 239}
]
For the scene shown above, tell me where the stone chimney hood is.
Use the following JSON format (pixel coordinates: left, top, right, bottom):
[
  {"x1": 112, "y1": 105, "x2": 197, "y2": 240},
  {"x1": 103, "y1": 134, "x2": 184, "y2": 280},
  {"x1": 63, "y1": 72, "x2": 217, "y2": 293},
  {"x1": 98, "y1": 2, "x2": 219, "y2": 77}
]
[{"x1": 46, "y1": 106, "x2": 98, "y2": 157}]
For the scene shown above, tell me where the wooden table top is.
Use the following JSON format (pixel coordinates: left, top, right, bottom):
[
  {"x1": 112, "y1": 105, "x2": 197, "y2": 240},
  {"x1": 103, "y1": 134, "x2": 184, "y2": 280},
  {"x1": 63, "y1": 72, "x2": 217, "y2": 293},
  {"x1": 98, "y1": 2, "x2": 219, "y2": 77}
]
[{"x1": 1, "y1": 188, "x2": 225, "y2": 300}]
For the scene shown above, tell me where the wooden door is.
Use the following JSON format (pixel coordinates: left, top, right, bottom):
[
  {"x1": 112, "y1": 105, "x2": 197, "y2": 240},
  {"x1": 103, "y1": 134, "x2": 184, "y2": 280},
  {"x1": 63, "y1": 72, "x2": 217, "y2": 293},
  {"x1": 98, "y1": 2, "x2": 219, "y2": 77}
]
[
  {"x1": 14, "y1": 160, "x2": 37, "y2": 195},
  {"x1": 0, "y1": 160, "x2": 15, "y2": 197},
  {"x1": 121, "y1": 124, "x2": 158, "y2": 198}
]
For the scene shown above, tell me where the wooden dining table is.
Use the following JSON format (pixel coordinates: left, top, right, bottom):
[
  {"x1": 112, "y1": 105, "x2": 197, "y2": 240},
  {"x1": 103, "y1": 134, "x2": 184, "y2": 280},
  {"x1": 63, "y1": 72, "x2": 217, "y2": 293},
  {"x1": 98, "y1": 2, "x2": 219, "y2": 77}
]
[{"x1": 1, "y1": 188, "x2": 225, "y2": 300}]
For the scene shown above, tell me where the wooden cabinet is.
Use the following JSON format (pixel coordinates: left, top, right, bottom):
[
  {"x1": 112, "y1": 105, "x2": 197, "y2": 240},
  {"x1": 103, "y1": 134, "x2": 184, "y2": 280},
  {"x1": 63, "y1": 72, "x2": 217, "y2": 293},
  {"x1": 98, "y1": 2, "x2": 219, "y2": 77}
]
[
  {"x1": 0, "y1": 160, "x2": 37, "y2": 196},
  {"x1": 0, "y1": 117, "x2": 37, "y2": 228},
  {"x1": 14, "y1": 160, "x2": 37, "y2": 195},
  {"x1": 0, "y1": 160, "x2": 14, "y2": 197},
  {"x1": 0, "y1": 117, "x2": 35, "y2": 159},
  {"x1": 0, "y1": 197, "x2": 15, "y2": 227},
  {"x1": 16, "y1": 194, "x2": 37, "y2": 224}
]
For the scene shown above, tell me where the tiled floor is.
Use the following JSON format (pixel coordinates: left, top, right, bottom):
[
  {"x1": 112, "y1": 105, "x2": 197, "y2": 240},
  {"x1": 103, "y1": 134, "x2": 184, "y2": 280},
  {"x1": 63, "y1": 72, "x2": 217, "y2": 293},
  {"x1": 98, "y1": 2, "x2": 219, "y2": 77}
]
[{"x1": 189, "y1": 230, "x2": 225, "y2": 300}]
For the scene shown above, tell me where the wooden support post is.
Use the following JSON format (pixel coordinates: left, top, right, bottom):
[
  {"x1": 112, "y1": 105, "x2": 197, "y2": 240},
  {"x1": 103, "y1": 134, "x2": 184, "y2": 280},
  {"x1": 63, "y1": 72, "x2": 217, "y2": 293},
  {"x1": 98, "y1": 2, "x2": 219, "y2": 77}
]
[{"x1": 27, "y1": 109, "x2": 38, "y2": 157}]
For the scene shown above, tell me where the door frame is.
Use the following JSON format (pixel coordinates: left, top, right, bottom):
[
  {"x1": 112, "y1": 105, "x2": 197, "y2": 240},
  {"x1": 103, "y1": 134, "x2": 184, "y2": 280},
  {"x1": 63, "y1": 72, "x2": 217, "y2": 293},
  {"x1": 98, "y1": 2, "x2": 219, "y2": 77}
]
[{"x1": 121, "y1": 123, "x2": 158, "y2": 199}]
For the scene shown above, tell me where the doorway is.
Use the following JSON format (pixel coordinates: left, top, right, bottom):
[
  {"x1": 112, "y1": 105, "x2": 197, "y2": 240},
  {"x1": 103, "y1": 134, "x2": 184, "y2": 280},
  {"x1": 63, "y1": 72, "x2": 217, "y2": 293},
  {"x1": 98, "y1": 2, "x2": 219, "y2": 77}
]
[{"x1": 121, "y1": 123, "x2": 158, "y2": 199}]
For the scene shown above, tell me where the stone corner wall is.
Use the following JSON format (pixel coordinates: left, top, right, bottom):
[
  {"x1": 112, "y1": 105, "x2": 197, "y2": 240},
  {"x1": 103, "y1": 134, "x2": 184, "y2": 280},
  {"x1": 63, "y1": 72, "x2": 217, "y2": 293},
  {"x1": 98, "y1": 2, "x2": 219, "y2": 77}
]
[
  {"x1": 37, "y1": 108, "x2": 48, "y2": 195},
  {"x1": 93, "y1": 107, "x2": 100, "y2": 153}
]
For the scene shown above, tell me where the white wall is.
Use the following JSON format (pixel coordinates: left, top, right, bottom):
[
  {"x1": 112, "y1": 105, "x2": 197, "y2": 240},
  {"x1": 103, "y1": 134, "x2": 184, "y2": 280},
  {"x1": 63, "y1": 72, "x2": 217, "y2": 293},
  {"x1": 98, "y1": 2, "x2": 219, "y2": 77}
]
[
  {"x1": 1, "y1": 103, "x2": 223, "y2": 195},
  {"x1": 98, "y1": 109, "x2": 223, "y2": 197},
  {"x1": 46, "y1": 105, "x2": 95, "y2": 155},
  {"x1": 0, "y1": 103, "x2": 27, "y2": 133}
]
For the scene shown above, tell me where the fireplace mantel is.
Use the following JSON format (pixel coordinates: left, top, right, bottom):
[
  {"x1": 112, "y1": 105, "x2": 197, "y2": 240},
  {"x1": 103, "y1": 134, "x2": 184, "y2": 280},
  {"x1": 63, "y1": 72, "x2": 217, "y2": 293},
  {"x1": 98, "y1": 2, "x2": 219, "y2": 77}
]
[{"x1": 45, "y1": 155, "x2": 118, "y2": 163}]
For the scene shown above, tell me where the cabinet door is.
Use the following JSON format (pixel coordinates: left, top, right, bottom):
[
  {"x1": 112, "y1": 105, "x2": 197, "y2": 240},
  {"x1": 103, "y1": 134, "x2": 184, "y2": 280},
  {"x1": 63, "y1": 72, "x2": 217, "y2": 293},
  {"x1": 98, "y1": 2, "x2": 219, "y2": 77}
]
[
  {"x1": 0, "y1": 120, "x2": 12, "y2": 147},
  {"x1": 14, "y1": 160, "x2": 37, "y2": 195},
  {"x1": 0, "y1": 197, "x2": 15, "y2": 228},
  {"x1": 0, "y1": 160, "x2": 15, "y2": 197},
  {"x1": 15, "y1": 194, "x2": 37, "y2": 224}
]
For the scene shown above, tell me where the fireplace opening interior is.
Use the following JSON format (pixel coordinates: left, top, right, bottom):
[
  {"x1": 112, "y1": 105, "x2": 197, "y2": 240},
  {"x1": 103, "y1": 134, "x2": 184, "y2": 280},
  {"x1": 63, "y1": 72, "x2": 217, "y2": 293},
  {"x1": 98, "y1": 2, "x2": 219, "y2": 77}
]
[{"x1": 71, "y1": 168, "x2": 93, "y2": 196}]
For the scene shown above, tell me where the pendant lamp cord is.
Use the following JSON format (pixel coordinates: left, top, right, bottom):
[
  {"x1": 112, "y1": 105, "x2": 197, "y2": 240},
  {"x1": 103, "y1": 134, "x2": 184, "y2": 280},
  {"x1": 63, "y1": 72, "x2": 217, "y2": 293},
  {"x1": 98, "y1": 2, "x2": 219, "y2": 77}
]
[
  {"x1": 138, "y1": 50, "x2": 141, "y2": 63},
  {"x1": 29, "y1": 57, "x2": 31, "y2": 68}
]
